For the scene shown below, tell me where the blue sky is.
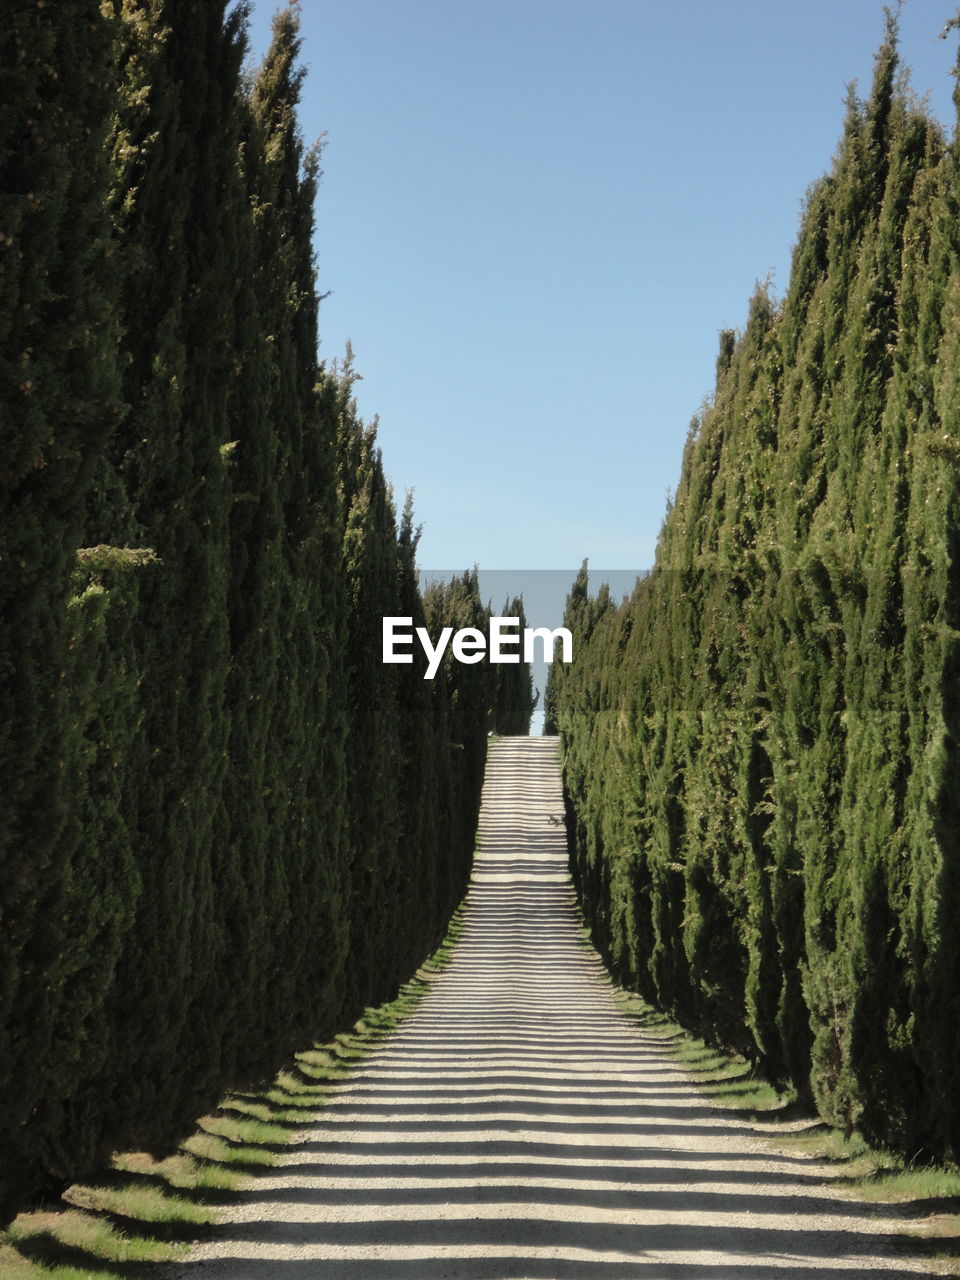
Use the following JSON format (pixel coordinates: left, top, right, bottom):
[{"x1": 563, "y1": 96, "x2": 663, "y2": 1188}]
[{"x1": 243, "y1": 0, "x2": 959, "y2": 571}]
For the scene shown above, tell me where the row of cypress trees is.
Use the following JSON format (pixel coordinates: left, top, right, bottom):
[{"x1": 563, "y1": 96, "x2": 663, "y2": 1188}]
[
  {"x1": 548, "y1": 14, "x2": 960, "y2": 1162},
  {"x1": 0, "y1": 1, "x2": 530, "y2": 1221}
]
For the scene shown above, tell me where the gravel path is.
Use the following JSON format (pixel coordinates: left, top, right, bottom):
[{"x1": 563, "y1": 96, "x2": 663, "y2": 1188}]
[{"x1": 174, "y1": 736, "x2": 946, "y2": 1279}]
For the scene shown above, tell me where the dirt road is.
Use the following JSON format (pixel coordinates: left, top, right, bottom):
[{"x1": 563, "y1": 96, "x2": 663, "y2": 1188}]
[{"x1": 174, "y1": 736, "x2": 944, "y2": 1278}]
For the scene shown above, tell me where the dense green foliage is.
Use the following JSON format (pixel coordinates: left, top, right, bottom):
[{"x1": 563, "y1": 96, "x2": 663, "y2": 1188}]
[
  {"x1": 550, "y1": 16, "x2": 960, "y2": 1161},
  {"x1": 0, "y1": 2, "x2": 515, "y2": 1221}
]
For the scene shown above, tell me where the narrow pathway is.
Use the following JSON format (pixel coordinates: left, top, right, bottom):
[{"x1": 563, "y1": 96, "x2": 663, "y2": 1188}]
[{"x1": 178, "y1": 736, "x2": 944, "y2": 1278}]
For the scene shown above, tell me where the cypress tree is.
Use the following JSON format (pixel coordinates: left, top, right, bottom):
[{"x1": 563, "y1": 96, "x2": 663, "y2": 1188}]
[
  {"x1": 902, "y1": 70, "x2": 960, "y2": 1153},
  {"x1": 0, "y1": 0, "x2": 126, "y2": 1214},
  {"x1": 336, "y1": 379, "x2": 404, "y2": 1017},
  {"x1": 551, "y1": 12, "x2": 960, "y2": 1161},
  {"x1": 493, "y1": 594, "x2": 534, "y2": 734},
  {"x1": 93, "y1": 0, "x2": 246, "y2": 1148},
  {"x1": 1, "y1": 0, "x2": 491, "y2": 1218}
]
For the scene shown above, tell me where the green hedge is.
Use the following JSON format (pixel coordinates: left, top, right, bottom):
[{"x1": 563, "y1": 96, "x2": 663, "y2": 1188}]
[
  {"x1": 550, "y1": 15, "x2": 960, "y2": 1162},
  {"x1": 0, "y1": 2, "x2": 506, "y2": 1221}
]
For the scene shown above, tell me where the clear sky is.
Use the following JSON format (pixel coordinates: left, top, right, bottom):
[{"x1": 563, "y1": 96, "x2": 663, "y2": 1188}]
[{"x1": 242, "y1": 0, "x2": 959, "y2": 572}]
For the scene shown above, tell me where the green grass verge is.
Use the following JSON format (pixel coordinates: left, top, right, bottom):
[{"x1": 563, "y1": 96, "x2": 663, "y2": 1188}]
[
  {"x1": 0, "y1": 906, "x2": 465, "y2": 1280},
  {"x1": 614, "y1": 985, "x2": 960, "y2": 1271}
]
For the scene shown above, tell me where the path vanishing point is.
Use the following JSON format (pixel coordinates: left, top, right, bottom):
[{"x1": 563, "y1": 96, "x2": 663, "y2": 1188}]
[{"x1": 176, "y1": 736, "x2": 945, "y2": 1279}]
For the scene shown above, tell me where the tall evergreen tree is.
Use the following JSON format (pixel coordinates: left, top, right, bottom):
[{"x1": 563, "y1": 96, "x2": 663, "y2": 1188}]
[
  {"x1": 0, "y1": 0, "x2": 127, "y2": 1214},
  {"x1": 552, "y1": 14, "x2": 960, "y2": 1161},
  {"x1": 493, "y1": 594, "x2": 535, "y2": 734}
]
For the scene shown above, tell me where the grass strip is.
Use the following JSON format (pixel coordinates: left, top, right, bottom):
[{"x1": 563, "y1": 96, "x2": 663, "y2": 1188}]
[
  {"x1": 614, "y1": 985, "x2": 960, "y2": 1272},
  {"x1": 0, "y1": 907, "x2": 465, "y2": 1280}
]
